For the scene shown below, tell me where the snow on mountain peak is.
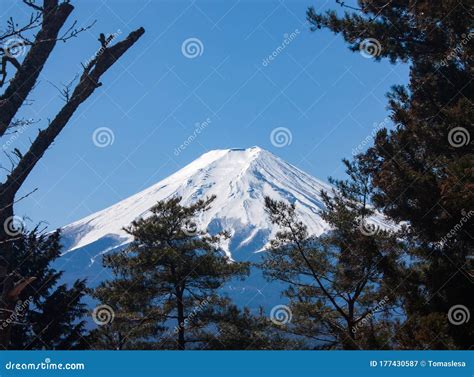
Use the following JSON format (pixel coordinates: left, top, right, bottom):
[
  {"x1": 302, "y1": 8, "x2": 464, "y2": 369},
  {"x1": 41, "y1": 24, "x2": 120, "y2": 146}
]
[{"x1": 60, "y1": 147, "x2": 380, "y2": 257}]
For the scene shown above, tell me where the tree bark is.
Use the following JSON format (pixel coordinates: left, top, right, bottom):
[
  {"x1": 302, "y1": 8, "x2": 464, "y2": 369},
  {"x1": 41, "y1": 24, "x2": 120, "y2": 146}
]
[
  {"x1": 176, "y1": 287, "x2": 185, "y2": 350},
  {"x1": 0, "y1": 1, "x2": 144, "y2": 347},
  {"x1": 0, "y1": 26, "x2": 145, "y2": 199},
  {"x1": 0, "y1": 0, "x2": 74, "y2": 137}
]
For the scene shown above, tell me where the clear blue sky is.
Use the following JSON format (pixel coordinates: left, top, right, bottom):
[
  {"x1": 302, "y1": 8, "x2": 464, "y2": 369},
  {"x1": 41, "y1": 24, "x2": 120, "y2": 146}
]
[{"x1": 3, "y1": 0, "x2": 408, "y2": 230}]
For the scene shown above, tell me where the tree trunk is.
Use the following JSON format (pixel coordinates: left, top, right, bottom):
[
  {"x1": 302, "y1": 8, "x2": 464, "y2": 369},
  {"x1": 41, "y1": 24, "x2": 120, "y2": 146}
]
[
  {"x1": 176, "y1": 288, "x2": 185, "y2": 350},
  {"x1": 344, "y1": 302, "x2": 357, "y2": 350},
  {"x1": 0, "y1": 193, "x2": 15, "y2": 349},
  {"x1": 0, "y1": 23, "x2": 144, "y2": 349},
  {"x1": 0, "y1": 0, "x2": 74, "y2": 137}
]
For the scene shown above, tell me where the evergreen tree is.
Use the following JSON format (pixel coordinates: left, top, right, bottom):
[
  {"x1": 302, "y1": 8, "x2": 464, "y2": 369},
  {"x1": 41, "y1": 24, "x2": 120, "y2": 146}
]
[
  {"x1": 89, "y1": 280, "x2": 163, "y2": 350},
  {"x1": 307, "y1": 0, "x2": 473, "y2": 348},
  {"x1": 7, "y1": 228, "x2": 88, "y2": 350},
  {"x1": 204, "y1": 304, "x2": 298, "y2": 350},
  {"x1": 260, "y1": 157, "x2": 402, "y2": 349},
  {"x1": 91, "y1": 196, "x2": 249, "y2": 350}
]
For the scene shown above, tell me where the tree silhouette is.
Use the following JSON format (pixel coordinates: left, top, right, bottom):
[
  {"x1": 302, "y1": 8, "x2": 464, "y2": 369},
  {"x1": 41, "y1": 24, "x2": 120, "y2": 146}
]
[
  {"x1": 307, "y1": 0, "x2": 473, "y2": 348},
  {"x1": 0, "y1": 0, "x2": 144, "y2": 348}
]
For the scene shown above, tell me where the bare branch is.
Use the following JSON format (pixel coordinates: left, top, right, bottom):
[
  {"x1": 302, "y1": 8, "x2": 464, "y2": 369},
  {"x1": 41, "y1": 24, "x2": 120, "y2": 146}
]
[
  {"x1": 55, "y1": 19, "x2": 97, "y2": 43},
  {"x1": 0, "y1": 1, "x2": 74, "y2": 137},
  {"x1": 47, "y1": 74, "x2": 78, "y2": 102},
  {"x1": 22, "y1": 0, "x2": 44, "y2": 12},
  {"x1": 0, "y1": 27, "x2": 145, "y2": 198},
  {"x1": 335, "y1": 0, "x2": 363, "y2": 12},
  {"x1": 0, "y1": 14, "x2": 42, "y2": 42},
  {"x1": 8, "y1": 277, "x2": 36, "y2": 299}
]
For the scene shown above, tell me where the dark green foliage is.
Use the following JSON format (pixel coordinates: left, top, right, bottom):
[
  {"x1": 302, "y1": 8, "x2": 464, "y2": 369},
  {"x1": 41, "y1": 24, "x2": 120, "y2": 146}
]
[
  {"x1": 260, "y1": 157, "x2": 402, "y2": 349},
  {"x1": 308, "y1": 0, "x2": 473, "y2": 348},
  {"x1": 89, "y1": 278, "x2": 164, "y2": 350},
  {"x1": 9, "y1": 228, "x2": 88, "y2": 350},
  {"x1": 205, "y1": 304, "x2": 298, "y2": 350},
  {"x1": 90, "y1": 196, "x2": 250, "y2": 350}
]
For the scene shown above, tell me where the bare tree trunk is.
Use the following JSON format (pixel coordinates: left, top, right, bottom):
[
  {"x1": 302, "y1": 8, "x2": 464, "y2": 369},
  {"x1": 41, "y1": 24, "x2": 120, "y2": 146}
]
[
  {"x1": 176, "y1": 287, "x2": 186, "y2": 350},
  {"x1": 0, "y1": 196, "x2": 15, "y2": 348},
  {"x1": 0, "y1": 0, "x2": 145, "y2": 348},
  {"x1": 344, "y1": 301, "x2": 357, "y2": 350},
  {"x1": 0, "y1": 0, "x2": 73, "y2": 137}
]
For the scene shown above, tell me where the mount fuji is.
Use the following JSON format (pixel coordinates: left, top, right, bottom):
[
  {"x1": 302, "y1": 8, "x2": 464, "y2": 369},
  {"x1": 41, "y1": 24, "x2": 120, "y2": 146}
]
[{"x1": 57, "y1": 147, "x2": 391, "y2": 306}]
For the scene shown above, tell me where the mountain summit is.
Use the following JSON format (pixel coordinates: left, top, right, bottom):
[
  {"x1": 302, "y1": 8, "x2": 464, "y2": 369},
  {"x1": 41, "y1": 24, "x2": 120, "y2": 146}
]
[{"x1": 61, "y1": 147, "x2": 386, "y2": 258}]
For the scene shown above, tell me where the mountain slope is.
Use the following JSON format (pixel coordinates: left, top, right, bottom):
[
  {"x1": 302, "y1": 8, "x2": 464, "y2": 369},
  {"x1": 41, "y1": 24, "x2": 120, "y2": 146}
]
[{"x1": 60, "y1": 146, "x2": 389, "y2": 258}]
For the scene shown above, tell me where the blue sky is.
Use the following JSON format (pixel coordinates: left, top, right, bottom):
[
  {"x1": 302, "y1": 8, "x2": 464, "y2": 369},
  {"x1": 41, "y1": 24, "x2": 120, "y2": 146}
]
[{"x1": 3, "y1": 0, "x2": 408, "y2": 230}]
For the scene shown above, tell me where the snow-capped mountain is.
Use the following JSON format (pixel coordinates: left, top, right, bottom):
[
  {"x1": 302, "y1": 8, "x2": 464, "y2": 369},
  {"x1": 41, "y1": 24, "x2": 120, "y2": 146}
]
[
  {"x1": 61, "y1": 146, "x2": 389, "y2": 259},
  {"x1": 57, "y1": 146, "x2": 393, "y2": 309}
]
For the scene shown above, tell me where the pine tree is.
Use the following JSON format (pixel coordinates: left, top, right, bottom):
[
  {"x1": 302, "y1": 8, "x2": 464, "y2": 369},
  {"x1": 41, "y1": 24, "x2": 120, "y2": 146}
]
[
  {"x1": 90, "y1": 196, "x2": 249, "y2": 350},
  {"x1": 260, "y1": 157, "x2": 402, "y2": 349},
  {"x1": 204, "y1": 304, "x2": 298, "y2": 350},
  {"x1": 307, "y1": 1, "x2": 473, "y2": 348},
  {"x1": 7, "y1": 228, "x2": 88, "y2": 350},
  {"x1": 89, "y1": 280, "x2": 163, "y2": 350}
]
